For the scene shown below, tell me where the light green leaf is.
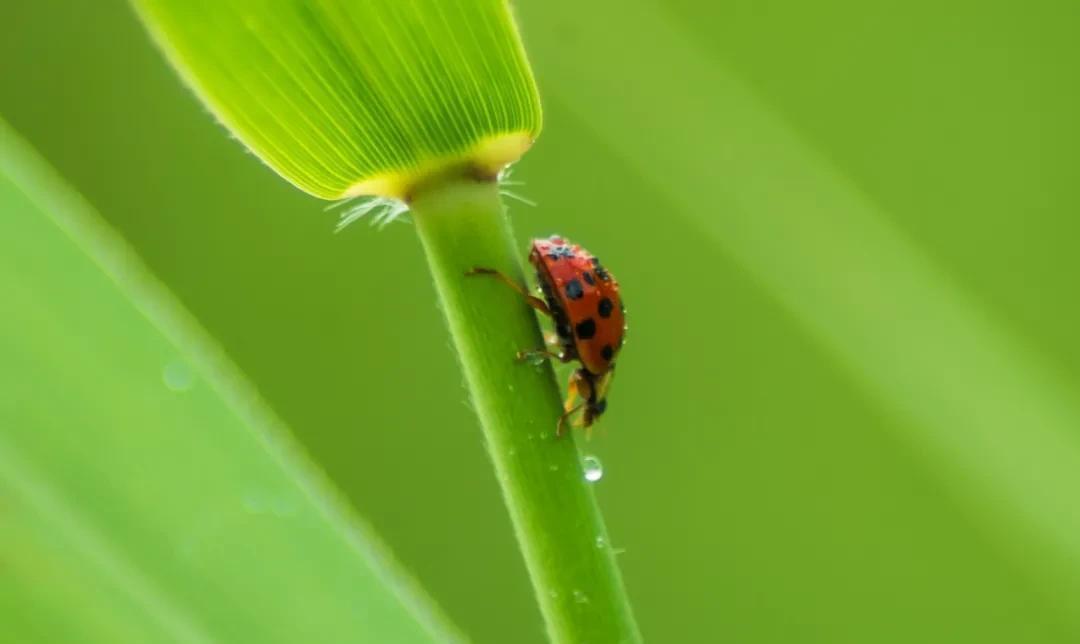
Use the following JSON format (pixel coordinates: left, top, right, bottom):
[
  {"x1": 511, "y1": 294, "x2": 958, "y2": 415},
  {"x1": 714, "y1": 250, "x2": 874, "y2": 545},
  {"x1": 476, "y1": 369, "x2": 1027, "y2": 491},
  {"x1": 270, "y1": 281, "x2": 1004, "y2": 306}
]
[
  {"x1": 0, "y1": 118, "x2": 465, "y2": 643},
  {"x1": 132, "y1": 0, "x2": 542, "y2": 200}
]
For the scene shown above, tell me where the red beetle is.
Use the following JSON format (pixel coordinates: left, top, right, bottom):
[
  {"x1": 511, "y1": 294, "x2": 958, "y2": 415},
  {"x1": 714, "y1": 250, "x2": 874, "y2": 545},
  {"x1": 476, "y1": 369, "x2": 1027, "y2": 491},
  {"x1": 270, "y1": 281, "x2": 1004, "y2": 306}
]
[{"x1": 468, "y1": 235, "x2": 625, "y2": 435}]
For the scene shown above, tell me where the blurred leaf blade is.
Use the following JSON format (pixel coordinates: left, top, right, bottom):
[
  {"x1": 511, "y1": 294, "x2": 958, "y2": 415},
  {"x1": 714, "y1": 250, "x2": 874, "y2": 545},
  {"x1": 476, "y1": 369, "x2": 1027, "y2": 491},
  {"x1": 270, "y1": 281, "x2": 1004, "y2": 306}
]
[
  {"x1": 518, "y1": 0, "x2": 1080, "y2": 619},
  {"x1": 0, "y1": 118, "x2": 465, "y2": 644},
  {"x1": 131, "y1": 0, "x2": 542, "y2": 199}
]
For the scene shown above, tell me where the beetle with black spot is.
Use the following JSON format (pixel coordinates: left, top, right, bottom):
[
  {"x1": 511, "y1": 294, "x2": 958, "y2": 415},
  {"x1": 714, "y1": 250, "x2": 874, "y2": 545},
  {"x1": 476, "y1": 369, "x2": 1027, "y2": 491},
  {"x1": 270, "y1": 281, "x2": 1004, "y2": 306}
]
[{"x1": 466, "y1": 234, "x2": 626, "y2": 436}]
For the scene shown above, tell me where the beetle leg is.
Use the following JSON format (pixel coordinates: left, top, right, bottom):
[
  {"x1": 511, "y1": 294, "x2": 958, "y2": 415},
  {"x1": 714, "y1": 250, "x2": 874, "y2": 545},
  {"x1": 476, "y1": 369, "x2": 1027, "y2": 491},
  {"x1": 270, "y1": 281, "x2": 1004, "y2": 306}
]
[
  {"x1": 556, "y1": 373, "x2": 581, "y2": 438},
  {"x1": 557, "y1": 370, "x2": 594, "y2": 437},
  {"x1": 465, "y1": 267, "x2": 551, "y2": 317},
  {"x1": 563, "y1": 375, "x2": 579, "y2": 412},
  {"x1": 516, "y1": 348, "x2": 572, "y2": 364},
  {"x1": 572, "y1": 369, "x2": 595, "y2": 404},
  {"x1": 557, "y1": 403, "x2": 584, "y2": 438}
]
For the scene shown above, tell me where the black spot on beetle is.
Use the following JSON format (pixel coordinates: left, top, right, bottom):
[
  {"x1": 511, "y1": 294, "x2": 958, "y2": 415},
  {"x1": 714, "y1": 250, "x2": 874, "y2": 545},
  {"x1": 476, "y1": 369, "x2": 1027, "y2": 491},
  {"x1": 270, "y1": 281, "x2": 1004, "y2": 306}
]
[
  {"x1": 601, "y1": 344, "x2": 614, "y2": 361},
  {"x1": 565, "y1": 279, "x2": 584, "y2": 300},
  {"x1": 598, "y1": 297, "x2": 614, "y2": 318},
  {"x1": 575, "y1": 318, "x2": 596, "y2": 340},
  {"x1": 582, "y1": 271, "x2": 595, "y2": 285},
  {"x1": 593, "y1": 399, "x2": 607, "y2": 415},
  {"x1": 591, "y1": 257, "x2": 610, "y2": 281}
]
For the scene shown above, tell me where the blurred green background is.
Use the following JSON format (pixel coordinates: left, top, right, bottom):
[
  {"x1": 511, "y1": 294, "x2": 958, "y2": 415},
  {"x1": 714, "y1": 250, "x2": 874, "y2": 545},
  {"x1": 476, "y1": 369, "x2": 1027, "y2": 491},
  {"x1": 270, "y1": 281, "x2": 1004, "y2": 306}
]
[{"x1": 3, "y1": 0, "x2": 1080, "y2": 642}]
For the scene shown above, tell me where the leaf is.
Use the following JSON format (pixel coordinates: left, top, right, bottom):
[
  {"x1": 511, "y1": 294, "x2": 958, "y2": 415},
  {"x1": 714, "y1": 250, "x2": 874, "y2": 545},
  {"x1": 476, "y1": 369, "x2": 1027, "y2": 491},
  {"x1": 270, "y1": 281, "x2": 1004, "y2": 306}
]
[
  {"x1": 0, "y1": 118, "x2": 465, "y2": 643},
  {"x1": 132, "y1": 0, "x2": 542, "y2": 200}
]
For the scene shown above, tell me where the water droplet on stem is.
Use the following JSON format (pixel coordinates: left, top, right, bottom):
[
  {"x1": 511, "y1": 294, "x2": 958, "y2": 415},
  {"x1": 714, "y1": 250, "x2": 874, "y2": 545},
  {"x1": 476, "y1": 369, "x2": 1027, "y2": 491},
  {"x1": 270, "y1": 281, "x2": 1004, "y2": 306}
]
[
  {"x1": 162, "y1": 361, "x2": 194, "y2": 392},
  {"x1": 583, "y1": 455, "x2": 603, "y2": 482}
]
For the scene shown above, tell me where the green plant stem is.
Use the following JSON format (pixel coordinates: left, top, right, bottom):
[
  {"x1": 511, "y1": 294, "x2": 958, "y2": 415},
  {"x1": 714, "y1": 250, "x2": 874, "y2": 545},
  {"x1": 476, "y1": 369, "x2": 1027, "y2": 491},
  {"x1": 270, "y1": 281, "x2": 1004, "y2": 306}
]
[{"x1": 411, "y1": 179, "x2": 641, "y2": 644}]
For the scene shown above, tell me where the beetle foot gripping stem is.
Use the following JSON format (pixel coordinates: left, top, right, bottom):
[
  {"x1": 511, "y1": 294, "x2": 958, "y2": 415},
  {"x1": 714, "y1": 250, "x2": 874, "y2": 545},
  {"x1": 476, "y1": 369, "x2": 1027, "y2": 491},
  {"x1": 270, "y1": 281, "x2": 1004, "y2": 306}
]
[{"x1": 465, "y1": 267, "x2": 551, "y2": 316}]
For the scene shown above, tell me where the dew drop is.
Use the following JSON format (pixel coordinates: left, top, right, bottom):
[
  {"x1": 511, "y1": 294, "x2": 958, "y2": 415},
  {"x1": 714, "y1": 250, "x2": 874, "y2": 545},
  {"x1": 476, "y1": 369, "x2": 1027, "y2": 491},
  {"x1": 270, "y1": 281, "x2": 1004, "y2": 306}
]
[
  {"x1": 595, "y1": 536, "x2": 606, "y2": 549},
  {"x1": 548, "y1": 463, "x2": 560, "y2": 472},
  {"x1": 582, "y1": 455, "x2": 603, "y2": 482},
  {"x1": 573, "y1": 589, "x2": 590, "y2": 604},
  {"x1": 162, "y1": 361, "x2": 194, "y2": 392}
]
